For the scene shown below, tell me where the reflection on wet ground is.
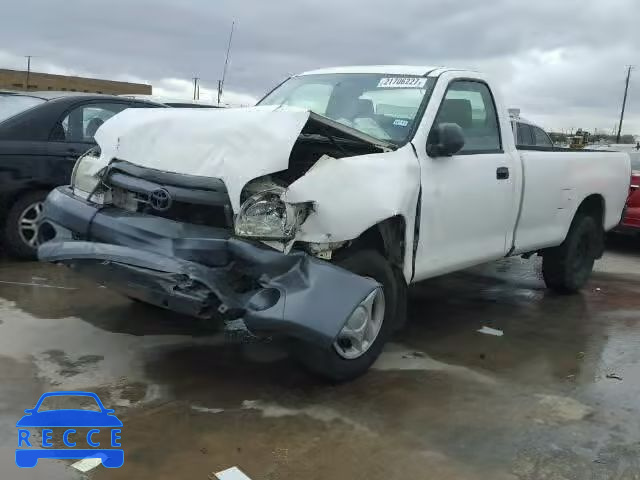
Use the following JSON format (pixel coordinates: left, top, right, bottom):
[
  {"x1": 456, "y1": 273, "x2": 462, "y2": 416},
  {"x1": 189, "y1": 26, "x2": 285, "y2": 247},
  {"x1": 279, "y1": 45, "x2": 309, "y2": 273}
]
[{"x1": 0, "y1": 237, "x2": 639, "y2": 479}]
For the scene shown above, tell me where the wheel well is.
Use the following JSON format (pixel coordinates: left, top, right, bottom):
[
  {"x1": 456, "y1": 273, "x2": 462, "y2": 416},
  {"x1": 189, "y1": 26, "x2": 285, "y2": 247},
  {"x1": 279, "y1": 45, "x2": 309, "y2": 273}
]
[
  {"x1": 0, "y1": 186, "x2": 44, "y2": 226},
  {"x1": 1, "y1": 184, "x2": 52, "y2": 210},
  {"x1": 573, "y1": 194, "x2": 605, "y2": 257},
  {"x1": 340, "y1": 216, "x2": 406, "y2": 270},
  {"x1": 575, "y1": 194, "x2": 604, "y2": 227}
]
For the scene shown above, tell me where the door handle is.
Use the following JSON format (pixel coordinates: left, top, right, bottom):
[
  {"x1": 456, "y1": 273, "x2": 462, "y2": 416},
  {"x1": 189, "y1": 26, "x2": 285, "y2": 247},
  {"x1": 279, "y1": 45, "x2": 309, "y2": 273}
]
[{"x1": 496, "y1": 167, "x2": 509, "y2": 180}]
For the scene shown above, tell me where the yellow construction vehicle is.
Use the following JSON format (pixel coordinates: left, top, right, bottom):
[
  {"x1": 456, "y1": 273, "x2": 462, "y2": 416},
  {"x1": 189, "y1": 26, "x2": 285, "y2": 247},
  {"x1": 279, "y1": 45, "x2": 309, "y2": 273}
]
[{"x1": 569, "y1": 130, "x2": 590, "y2": 149}]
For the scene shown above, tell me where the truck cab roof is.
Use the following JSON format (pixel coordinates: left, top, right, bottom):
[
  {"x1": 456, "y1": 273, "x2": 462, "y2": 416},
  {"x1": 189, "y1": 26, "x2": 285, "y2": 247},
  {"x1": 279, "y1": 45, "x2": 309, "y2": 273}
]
[{"x1": 298, "y1": 65, "x2": 480, "y2": 77}]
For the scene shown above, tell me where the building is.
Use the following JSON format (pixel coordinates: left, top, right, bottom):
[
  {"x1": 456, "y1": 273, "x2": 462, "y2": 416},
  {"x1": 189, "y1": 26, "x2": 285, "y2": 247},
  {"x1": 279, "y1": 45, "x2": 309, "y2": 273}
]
[{"x1": 0, "y1": 69, "x2": 151, "y2": 95}]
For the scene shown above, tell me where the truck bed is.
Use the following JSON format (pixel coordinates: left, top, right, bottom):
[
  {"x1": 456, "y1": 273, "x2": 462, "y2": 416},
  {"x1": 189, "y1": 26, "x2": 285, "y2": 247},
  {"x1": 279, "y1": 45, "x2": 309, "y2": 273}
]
[{"x1": 511, "y1": 149, "x2": 631, "y2": 254}]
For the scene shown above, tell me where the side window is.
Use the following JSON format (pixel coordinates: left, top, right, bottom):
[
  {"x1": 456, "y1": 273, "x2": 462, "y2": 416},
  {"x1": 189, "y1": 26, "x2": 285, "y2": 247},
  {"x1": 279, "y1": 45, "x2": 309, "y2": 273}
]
[
  {"x1": 532, "y1": 126, "x2": 553, "y2": 147},
  {"x1": 51, "y1": 102, "x2": 128, "y2": 142},
  {"x1": 516, "y1": 123, "x2": 534, "y2": 146},
  {"x1": 433, "y1": 80, "x2": 501, "y2": 153}
]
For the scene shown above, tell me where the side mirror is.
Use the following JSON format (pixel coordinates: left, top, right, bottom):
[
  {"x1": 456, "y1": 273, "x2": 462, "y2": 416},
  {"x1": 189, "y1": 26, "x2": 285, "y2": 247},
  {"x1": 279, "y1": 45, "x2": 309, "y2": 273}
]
[{"x1": 426, "y1": 123, "x2": 465, "y2": 157}]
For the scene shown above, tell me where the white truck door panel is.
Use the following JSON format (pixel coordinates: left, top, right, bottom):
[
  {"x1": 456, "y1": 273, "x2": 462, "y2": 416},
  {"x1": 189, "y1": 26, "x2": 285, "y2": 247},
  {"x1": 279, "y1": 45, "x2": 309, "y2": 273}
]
[
  {"x1": 412, "y1": 77, "x2": 518, "y2": 281},
  {"x1": 414, "y1": 152, "x2": 514, "y2": 279}
]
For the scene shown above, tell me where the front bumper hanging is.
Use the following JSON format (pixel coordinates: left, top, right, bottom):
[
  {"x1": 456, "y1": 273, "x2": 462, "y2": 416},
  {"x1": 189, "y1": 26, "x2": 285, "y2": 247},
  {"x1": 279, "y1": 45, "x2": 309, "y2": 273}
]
[{"x1": 38, "y1": 187, "x2": 378, "y2": 348}]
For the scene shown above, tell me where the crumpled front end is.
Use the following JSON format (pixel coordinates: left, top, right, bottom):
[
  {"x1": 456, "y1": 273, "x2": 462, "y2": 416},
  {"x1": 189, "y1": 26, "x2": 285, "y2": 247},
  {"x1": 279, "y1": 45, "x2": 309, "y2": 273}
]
[
  {"x1": 38, "y1": 106, "x2": 422, "y2": 348},
  {"x1": 38, "y1": 187, "x2": 378, "y2": 348}
]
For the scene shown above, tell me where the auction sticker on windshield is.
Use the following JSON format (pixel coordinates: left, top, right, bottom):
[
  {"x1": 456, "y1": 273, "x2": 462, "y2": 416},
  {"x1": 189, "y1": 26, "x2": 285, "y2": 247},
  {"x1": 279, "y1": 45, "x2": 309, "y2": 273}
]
[
  {"x1": 377, "y1": 77, "x2": 427, "y2": 88},
  {"x1": 15, "y1": 391, "x2": 123, "y2": 469}
]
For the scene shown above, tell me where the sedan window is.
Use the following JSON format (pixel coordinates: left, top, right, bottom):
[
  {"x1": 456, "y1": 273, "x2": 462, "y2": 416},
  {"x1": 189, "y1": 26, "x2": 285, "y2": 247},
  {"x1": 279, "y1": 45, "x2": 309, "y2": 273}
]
[{"x1": 51, "y1": 102, "x2": 128, "y2": 142}]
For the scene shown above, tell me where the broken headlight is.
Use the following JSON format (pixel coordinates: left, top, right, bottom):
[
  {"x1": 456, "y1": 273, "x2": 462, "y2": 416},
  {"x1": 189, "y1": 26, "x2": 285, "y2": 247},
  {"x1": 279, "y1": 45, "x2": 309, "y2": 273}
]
[
  {"x1": 71, "y1": 149, "x2": 108, "y2": 200},
  {"x1": 235, "y1": 188, "x2": 305, "y2": 240}
]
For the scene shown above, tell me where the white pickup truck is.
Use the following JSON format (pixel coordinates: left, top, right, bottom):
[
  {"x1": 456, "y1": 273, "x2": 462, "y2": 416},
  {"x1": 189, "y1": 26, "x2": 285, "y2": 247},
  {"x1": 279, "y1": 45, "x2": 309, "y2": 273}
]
[{"x1": 38, "y1": 66, "x2": 630, "y2": 381}]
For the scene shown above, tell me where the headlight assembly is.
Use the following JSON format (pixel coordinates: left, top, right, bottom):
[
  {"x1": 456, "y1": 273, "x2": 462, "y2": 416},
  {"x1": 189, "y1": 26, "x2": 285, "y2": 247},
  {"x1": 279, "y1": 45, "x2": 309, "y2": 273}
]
[
  {"x1": 234, "y1": 188, "x2": 306, "y2": 240},
  {"x1": 71, "y1": 150, "x2": 108, "y2": 200}
]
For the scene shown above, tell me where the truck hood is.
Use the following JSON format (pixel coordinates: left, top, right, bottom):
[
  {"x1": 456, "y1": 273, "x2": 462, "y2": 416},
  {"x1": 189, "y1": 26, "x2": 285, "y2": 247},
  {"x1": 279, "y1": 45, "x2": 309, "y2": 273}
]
[{"x1": 95, "y1": 106, "x2": 391, "y2": 211}]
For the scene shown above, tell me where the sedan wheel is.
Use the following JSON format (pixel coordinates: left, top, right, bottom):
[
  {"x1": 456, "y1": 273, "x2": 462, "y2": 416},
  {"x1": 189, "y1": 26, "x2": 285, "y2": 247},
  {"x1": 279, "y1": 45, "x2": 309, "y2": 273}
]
[
  {"x1": 18, "y1": 201, "x2": 44, "y2": 248},
  {"x1": 3, "y1": 190, "x2": 50, "y2": 259}
]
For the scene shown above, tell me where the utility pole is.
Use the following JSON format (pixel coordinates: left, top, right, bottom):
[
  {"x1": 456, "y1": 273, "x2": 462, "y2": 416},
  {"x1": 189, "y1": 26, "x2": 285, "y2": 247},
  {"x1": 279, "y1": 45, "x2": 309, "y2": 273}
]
[
  {"x1": 616, "y1": 66, "x2": 634, "y2": 143},
  {"x1": 24, "y1": 55, "x2": 33, "y2": 91},
  {"x1": 192, "y1": 77, "x2": 199, "y2": 100}
]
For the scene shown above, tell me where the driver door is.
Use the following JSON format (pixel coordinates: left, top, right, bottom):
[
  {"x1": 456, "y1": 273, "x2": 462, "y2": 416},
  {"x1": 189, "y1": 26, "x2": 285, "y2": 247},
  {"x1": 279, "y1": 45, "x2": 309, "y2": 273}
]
[{"x1": 413, "y1": 79, "x2": 515, "y2": 280}]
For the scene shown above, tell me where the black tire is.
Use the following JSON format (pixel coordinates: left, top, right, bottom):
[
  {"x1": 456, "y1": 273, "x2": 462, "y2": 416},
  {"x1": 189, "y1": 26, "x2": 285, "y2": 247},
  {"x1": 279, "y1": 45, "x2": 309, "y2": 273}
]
[
  {"x1": 542, "y1": 214, "x2": 600, "y2": 294},
  {"x1": 3, "y1": 190, "x2": 49, "y2": 260},
  {"x1": 291, "y1": 250, "x2": 398, "y2": 382}
]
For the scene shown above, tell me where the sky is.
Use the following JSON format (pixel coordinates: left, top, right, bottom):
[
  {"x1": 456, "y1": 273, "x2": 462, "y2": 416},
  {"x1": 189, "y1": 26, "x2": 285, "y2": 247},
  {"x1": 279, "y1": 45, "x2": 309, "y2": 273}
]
[{"x1": 1, "y1": 0, "x2": 639, "y2": 134}]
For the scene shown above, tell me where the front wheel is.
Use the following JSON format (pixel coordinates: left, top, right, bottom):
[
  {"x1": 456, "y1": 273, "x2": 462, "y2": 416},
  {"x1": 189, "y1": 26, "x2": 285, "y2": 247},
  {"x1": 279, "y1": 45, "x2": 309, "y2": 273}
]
[
  {"x1": 542, "y1": 214, "x2": 600, "y2": 294},
  {"x1": 291, "y1": 250, "x2": 398, "y2": 382},
  {"x1": 3, "y1": 190, "x2": 49, "y2": 259}
]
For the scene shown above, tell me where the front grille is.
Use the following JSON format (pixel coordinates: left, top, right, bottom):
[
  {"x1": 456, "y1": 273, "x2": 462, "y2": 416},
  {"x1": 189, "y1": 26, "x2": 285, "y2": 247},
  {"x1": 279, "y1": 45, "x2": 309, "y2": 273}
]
[
  {"x1": 106, "y1": 161, "x2": 233, "y2": 230},
  {"x1": 141, "y1": 199, "x2": 231, "y2": 228}
]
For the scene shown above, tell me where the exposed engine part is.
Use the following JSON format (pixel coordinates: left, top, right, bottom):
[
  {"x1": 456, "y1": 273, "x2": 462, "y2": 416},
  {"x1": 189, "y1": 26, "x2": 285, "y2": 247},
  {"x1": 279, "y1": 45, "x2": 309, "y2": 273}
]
[{"x1": 306, "y1": 241, "x2": 347, "y2": 260}]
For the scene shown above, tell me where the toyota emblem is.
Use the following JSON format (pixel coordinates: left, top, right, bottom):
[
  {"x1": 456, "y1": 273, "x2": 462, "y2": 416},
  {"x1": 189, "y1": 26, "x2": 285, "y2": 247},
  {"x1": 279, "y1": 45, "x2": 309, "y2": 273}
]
[{"x1": 149, "y1": 188, "x2": 172, "y2": 211}]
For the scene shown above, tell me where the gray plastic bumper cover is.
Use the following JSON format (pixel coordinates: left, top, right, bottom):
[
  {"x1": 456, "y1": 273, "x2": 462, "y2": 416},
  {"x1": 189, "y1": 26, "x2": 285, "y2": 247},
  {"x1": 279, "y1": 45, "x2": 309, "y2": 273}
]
[{"x1": 38, "y1": 238, "x2": 379, "y2": 349}]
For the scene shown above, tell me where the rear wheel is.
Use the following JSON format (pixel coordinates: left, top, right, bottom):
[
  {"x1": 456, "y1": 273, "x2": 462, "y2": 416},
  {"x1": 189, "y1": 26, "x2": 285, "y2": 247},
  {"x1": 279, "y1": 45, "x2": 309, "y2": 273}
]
[
  {"x1": 3, "y1": 190, "x2": 49, "y2": 260},
  {"x1": 292, "y1": 250, "x2": 398, "y2": 382},
  {"x1": 542, "y1": 214, "x2": 600, "y2": 293}
]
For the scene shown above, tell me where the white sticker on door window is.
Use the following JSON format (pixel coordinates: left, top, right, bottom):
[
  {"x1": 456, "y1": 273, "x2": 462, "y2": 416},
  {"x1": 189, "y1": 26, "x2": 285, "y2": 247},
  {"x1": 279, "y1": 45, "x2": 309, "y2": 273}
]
[{"x1": 377, "y1": 77, "x2": 427, "y2": 88}]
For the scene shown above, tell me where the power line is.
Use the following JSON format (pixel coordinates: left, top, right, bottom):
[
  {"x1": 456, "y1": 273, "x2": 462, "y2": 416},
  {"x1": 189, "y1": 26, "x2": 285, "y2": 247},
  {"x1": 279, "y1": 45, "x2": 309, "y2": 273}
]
[{"x1": 616, "y1": 65, "x2": 634, "y2": 143}]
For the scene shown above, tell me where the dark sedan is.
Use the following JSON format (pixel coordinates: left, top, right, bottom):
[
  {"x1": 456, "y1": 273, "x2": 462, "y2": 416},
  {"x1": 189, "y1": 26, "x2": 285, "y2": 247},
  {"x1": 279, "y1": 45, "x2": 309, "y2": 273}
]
[{"x1": 0, "y1": 92, "x2": 163, "y2": 258}]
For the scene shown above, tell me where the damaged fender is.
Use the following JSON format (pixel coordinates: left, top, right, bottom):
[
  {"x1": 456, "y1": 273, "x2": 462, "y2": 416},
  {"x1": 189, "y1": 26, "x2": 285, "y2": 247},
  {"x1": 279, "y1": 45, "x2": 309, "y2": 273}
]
[{"x1": 284, "y1": 145, "x2": 421, "y2": 281}]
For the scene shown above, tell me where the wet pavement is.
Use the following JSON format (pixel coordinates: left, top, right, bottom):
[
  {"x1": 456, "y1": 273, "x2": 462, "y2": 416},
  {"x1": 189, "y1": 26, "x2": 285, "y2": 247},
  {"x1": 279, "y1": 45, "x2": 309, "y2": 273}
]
[{"x1": 1, "y1": 237, "x2": 639, "y2": 479}]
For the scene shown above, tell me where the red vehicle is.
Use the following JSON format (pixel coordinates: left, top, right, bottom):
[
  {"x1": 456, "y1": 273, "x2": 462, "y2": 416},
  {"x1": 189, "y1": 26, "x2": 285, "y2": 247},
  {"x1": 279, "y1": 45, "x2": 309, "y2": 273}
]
[{"x1": 618, "y1": 156, "x2": 640, "y2": 233}]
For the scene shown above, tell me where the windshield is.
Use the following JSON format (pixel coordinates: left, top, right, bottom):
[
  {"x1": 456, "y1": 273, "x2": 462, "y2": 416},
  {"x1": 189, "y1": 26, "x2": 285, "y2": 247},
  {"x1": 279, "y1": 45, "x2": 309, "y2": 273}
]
[
  {"x1": 258, "y1": 73, "x2": 434, "y2": 144},
  {"x1": 0, "y1": 95, "x2": 45, "y2": 123}
]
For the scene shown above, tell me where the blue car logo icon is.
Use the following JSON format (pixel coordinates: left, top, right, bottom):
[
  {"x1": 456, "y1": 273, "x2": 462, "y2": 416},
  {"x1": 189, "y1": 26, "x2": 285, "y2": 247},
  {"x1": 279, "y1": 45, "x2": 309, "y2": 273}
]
[{"x1": 16, "y1": 391, "x2": 123, "y2": 468}]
